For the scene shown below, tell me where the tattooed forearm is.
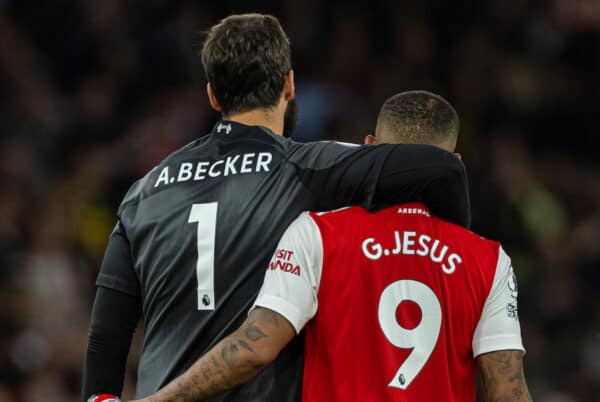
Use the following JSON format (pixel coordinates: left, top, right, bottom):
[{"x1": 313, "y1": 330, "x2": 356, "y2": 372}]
[
  {"x1": 131, "y1": 308, "x2": 295, "y2": 402},
  {"x1": 267, "y1": 309, "x2": 280, "y2": 327},
  {"x1": 244, "y1": 320, "x2": 267, "y2": 341},
  {"x1": 477, "y1": 350, "x2": 533, "y2": 402},
  {"x1": 244, "y1": 308, "x2": 281, "y2": 341},
  {"x1": 486, "y1": 351, "x2": 512, "y2": 374},
  {"x1": 238, "y1": 339, "x2": 254, "y2": 352},
  {"x1": 221, "y1": 341, "x2": 239, "y2": 368}
]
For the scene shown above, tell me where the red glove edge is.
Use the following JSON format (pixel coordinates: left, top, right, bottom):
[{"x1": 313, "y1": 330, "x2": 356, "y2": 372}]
[{"x1": 87, "y1": 394, "x2": 121, "y2": 402}]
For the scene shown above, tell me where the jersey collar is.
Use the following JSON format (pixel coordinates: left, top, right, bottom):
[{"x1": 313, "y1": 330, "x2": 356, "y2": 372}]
[{"x1": 211, "y1": 120, "x2": 279, "y2": 138}]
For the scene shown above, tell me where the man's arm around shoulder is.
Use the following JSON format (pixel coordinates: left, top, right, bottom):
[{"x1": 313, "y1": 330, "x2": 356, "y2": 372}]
[
  {"x1": 294, "y1": 142, "x2": 471, "y2": 227},
  {"x1": 129, "y1": 308, "x2": 295, "y2": 402}
]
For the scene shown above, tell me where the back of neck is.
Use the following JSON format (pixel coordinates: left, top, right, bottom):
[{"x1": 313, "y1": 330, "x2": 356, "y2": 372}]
[{"x1": 224, "y1": 109, "x2": 283, "y2": 136}]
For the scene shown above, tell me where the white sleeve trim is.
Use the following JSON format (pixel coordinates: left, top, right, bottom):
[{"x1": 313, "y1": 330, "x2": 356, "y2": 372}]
[
  {"x1": 473, "y1": 334, "x2": 525, "y2": 357},
  {"x1": 253, "y1": 294, "x2": 307, "y2": 334},
  {"x1": 250, "y1": 212, "x2": 324, "y2": 334},
  {"x1": 472, "y1": 246, "x2": 525, "y2": 357}
]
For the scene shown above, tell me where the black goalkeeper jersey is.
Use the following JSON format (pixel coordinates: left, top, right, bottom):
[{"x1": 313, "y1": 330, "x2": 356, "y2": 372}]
[{"x1": 95, "y1": 121, "x2": 470, "y2": 401}]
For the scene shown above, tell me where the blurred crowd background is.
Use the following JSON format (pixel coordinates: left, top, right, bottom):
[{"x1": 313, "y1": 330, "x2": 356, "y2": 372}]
[{"x1": 0, "y1": 0, "x2": 599, "y2": 401}]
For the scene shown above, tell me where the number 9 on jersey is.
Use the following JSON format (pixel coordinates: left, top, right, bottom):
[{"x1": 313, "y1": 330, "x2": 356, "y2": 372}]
[{"x1": 378, "y1": 279, "x2": 442, "y2": 390}]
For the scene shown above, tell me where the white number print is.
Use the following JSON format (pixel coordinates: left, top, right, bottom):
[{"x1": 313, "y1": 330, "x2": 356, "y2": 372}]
[
  {"x1": 188, "y1": 202, "x2": 218, "y2": 310},
  {"x1": 378, "y1": 280, "x2": 442, "y2": 389}
]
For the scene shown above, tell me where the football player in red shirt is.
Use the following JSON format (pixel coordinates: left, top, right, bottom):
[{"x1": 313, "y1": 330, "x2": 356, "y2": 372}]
[{"x1": 132, "y1": 91, "x2": 532, "y2": 402}]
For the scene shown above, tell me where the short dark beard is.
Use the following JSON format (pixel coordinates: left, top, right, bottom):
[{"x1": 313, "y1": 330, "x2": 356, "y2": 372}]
[{"x1": 282, "y1": 98, "x2": 298, "y2": 138}]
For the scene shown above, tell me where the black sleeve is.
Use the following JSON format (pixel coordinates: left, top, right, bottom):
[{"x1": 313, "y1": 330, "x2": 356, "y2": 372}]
[
  {"x1": 82, "y1": 286, "x2": 141, "y2": 401},
  {"x1": 373, "y1": 145, "x2": 471, "y2": 227},
  {"x1": 294, "y1": 142, "x2": 471, "y2": 227},
  {"x1": 95, "y1": 221, "x2": 141, "y2": 297},
  {"x1": 82, "y1": 222, "x2": 142, "y2": 401}
]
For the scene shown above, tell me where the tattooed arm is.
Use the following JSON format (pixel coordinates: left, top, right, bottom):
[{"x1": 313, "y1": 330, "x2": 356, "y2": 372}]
[
  {"x1": 129, "y1": 307, "x2": 295, "y2": 402},
  {"x1": 477, "y1": 350, "x2": 533, "y2": 402}
]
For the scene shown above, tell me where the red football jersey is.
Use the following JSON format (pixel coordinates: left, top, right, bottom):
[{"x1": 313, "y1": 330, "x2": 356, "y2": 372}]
[{"x1": 253, "y1": 203, "x2": 524, "y2": 402}]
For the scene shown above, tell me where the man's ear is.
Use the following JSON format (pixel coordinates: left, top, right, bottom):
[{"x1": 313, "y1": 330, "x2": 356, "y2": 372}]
[
  {"x1": 283, "y1": 70, "x2": 295, "y2": 101},
  {"x1": 207, "y1": 83, "x2": 222, "y2": 112},
  {"x1": 364, "y1": 134, "x2": 377, "y2": 145}
]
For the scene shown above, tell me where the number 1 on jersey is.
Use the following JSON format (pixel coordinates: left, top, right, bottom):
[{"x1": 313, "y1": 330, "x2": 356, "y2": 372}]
[{"x1": 188, "y1": 202, "x2": 218, "y2": 310}]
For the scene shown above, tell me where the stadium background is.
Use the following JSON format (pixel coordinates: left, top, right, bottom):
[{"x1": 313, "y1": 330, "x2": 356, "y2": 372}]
[{"x1": 0, "y1": 0, "x2": 598, "y2": 401}]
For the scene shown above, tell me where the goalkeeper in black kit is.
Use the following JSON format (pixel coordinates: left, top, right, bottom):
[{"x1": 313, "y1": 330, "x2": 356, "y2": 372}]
[{"x1": 83, "y1": 13, "x2": 471, "y2": 402}]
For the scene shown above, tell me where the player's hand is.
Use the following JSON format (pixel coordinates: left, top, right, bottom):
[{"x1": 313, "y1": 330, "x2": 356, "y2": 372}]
[{"x1": 87, "y1": 394, "x2": 121, "y2": 402}]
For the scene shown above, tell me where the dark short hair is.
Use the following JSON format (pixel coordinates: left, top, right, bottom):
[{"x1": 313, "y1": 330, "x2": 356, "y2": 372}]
[
  {"x1": 375, "y1": 91, "x2": 459, "y2": 146},
  {"x1": 201, "y1": 14, "x2": 291, "y2": 116}
]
